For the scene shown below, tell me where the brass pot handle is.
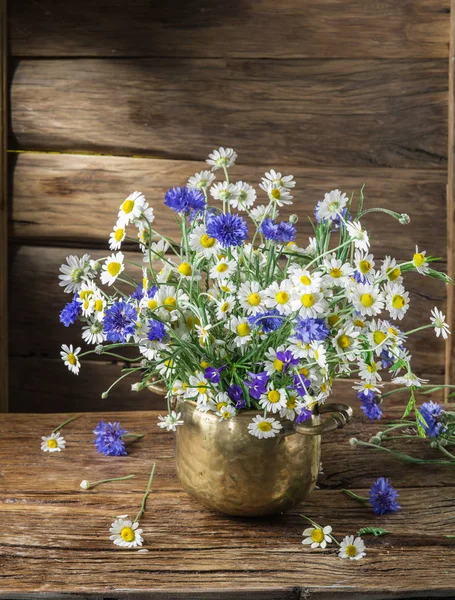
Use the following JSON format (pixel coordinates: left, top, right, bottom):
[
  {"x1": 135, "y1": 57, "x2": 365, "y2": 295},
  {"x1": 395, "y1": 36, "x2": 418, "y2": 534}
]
[{"x1": 294, "y1": 403, "x2": 353, "y2": 436}]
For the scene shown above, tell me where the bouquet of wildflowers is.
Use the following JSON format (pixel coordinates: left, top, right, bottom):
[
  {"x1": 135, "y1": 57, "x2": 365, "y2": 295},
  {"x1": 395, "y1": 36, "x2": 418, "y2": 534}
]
[{"x1": 58, "y1": 147, "x2": 452, "y2": 438}]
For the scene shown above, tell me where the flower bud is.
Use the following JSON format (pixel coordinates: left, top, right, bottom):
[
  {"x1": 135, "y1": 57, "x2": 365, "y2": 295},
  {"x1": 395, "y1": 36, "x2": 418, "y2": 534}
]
[
  {"x1": 369, "y1": 436, "x2": 382, "y2": 445},
  {"x1": 80, "y1": 480, "x2": 90, "y2": 490},
  {"x1": 101, "y1": 391, "x2": 109, "y2": 399},
  {"x1": 95, "y1": 344, "x2": 104, "y2": 355},
  {"x1": 289, "y1": 214, "x2": 299, "y2": 224},
  {"x1": 349, "y1": 437, "x2": 359, "y2": 447},
  {"x1": 399, "y1": 213, "x2": 410, "y2": 225}
]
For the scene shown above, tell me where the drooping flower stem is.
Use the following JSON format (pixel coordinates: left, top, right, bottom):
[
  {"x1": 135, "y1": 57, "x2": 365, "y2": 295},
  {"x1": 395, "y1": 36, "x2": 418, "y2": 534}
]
[
  {"x1": 52, "y1": 414, "x2": 80, "y2": 434},
  {"x1": 81, "y1": 474, "x2": 136, "y2": 490},
  {"x1": 134, "y1": 463, "x2": 156, "y2": 523},
  {"x1": 341, "y1": 489, "x2": 369, "y2": 503}
]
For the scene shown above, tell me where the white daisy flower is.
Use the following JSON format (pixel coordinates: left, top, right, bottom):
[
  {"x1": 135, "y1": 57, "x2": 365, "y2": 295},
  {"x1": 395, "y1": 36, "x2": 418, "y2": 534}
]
[
  {"x1": 210, "y1": 181, "x2": 240, "y2": 205},
  {"x1": 238, "y1": 281, "x2": 263, "y2": 315},
  {"x1": 156, "y1": 357, "x2": 177, "y2": 378},
  {"x1": 352, "y1": 382, "x2": 383, "y2": 397},
  {"x1": 392, "y1": 372, "x2": 429, "y2": 387},
  {"x1": 109, "y1": 518, "x2": 143, "y2": 548},
  {"x1": 157, "y1": 411, "x2": 184, "y2": 431},
  {"x1": 60, "y1": 344, "x2": 81, "y2": 375},
  {"x1": 41, "y1": 432, "x2": 66, "y2": 453},
  {"x1": 288, "y1": 338, "x2": 312, "y2": 359},
  {"x1": 300, "y1": 391, "x2": 327, "y2": 409},
  {"x1": 384, "y1": 283, "x2": 410, "y2": 320},
  {"x1": 100, "y1": 252, "x2": 125, "y2": 286},
  {"x1": 195, "y1": 323, "x2": 213, "y2": 347},
  {"x1": 215, "y1": 295, "x2": 236, "y2": 320},
  {"x1": 309, "y1": 341, "x2": 327, "y2": 368},
  {"x1": 315, "y1": 189, "x2": 349, "y2": 222},
  {"x1": 209, "y1": 257, "x2": 236, "y2": 280},
  {"x1": 187, "y1": 169, "x2": 216, "y2": 190},
  {"x1": 176, "y1": 261, "x2": 201, "y2": 280},
  {"x1": 149, "y1": 239, "x2": 170, "y2": 260},
  {"x1": 380, "y1": 256, "x2": 403, "y2": 284},
  {"x1": 302, "y1": 525, "x2": 332, "y2": 549},
  {"x1": 226, "y1": 316, "x2": 252, "y2": 347},
  {"x1": 260, "y1": 181, "x2": 293, "y2": 206},
  {"x1": 82, "y1": 319, "x2": 106, "y2": 345},
  {"x1": 367, "y1": 319, "x2": 389, "y2": 354},
  {"x1": 302, "y1": 237, "x2": 318, "y2": 259},
  {"x1": 354, "y1": 250, "x2": 375, "y2": 283},
  {"x1": 346, "y1": 221, "x2": 370, "y2": 252},
  {"x1": 58, "y1": 254, "x2": 92, "y2": 293},
  {"x1": 186, "y1": 371, "x2": 213, "y2": 403},
  {"x1": 248, "y1": 415, "x2": 282, "y2": 439},
  {"x1": 264, "y1": 345, "x2": 287, "y2": 375},
  {"x1": 413, "y1": 245, "x2": 429, "y2": 275},
  {"x1": 430, "y1": 307, "x2": 451, "y2": 339},
  {"x1": 339, "y1": 535, "x2": 366, "y2": 560},
  {"x1": 189, "y1": 225, "x2": 220, "y2": 257},
  {"x1": 260, "y1": 169, "x2": 296, "y2": 190},
  {"x1": 351, "y1": 283, "x2": 385, "y2": 317},
  {"x1": 333, "y1": 326, "x2": 361, "y2": 361},
  {"x1": 250, "y1": 204, "x2": 275, "y2": 223},
  {"x1": 289, "y1": 267, "x2": 322, "y2": 293},
  {"x1": 358, "y1": 359, "x2": 382, "y2": 384},
  {"x1": 291, "y1": 290, "x2": 328, "y2": 319},
  {"x1": 216, "y1": 404, "x2": 236, "y2": 421},
  {"x1": 207, "y1": 147, "x2": 237, "y2": 171},
  {"x1": 134, "y1": 204, "x2": 154, "y2": 228},
  {"x1": 218, "y1": 279, "x2": 238, "y2": 295},
  {"x1": 279, "y1": 395, "x2": 299, "y2": 421},
  {"x1": 231, "y1": 181, "x2": 256, "y2": 210},
  {"x1": 118, "y1": 191, "x2": 146, "y2": 226},
  {"x1": 263, "y1": 280, "x2": 294, "y2": 315},
  {"x1": 155, "y1": 263, "x2": 173, "y2": 284},
  {"x1": 322, "y1": 256, "x2": 353, "y2": 287},
  {"x1": 155, "y1": 285, "x2": 189, "y2": 317},
  {"x1": 109, "y1": 221, "x2": 127, "y2": 251}
]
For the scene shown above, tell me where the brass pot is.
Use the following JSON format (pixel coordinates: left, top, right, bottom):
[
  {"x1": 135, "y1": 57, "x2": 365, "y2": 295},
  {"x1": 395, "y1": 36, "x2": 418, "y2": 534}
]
[{"x1": 174, "y1": 399, "x2": 353, "y2": 517}]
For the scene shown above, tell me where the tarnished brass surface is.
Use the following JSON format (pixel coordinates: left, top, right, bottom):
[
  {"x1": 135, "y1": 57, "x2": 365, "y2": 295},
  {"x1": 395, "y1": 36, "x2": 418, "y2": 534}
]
[{"x1": 174, "y1": 399, "x2": 351, "y2": 517}]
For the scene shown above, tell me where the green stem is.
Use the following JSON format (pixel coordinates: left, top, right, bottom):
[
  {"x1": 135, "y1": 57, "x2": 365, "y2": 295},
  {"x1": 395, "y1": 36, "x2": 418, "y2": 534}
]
[
  {"x1": 83, "y1": 474, "x2": 135, "y2": 489},
  {"x1": 300, "y1": 514, "x2": 340, "y2": 546},
  {"x1": 134, "y1": 463, "x2": 156, "y2": 523},
  {"x1": 52, "y1": 415, "x2": 80, "y2": 434},
  {"x1": 341, "y1": 489, "x2": 369, "y2": 503},
  {"x1": 123, "y1": 433, "x2": 145, "y2": 440},
  {"x1": 353, "y1": 439, "x2": 455, "y2": 465}
]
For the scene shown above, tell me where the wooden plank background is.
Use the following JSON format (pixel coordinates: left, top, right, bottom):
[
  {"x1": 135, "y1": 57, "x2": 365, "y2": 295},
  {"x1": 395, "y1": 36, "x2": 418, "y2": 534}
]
[
  {"x1": 0, "y1": 0, "x2": 7, "y2": 412},
  {"x1": 6, "y1": 0, "x2": 452, "y2": 412}
]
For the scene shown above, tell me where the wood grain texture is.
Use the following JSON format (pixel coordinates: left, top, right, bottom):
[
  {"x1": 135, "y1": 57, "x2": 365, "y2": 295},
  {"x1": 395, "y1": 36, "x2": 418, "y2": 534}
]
[
  {"x1": 0, "y1": 0, "x2": 7, "y2": 412},
  {"x1": 9, "y1": 58, "x2": 448, "y2": 168},
  {"x1": 9, "y1": 152, "x2": 449, "y2": 259},
  {"x1": 8, "y1": 0, "x2": 450, "y2": 59},
  {"x1": 0, "y1": 408, "x2": 455, "y2": 598}
]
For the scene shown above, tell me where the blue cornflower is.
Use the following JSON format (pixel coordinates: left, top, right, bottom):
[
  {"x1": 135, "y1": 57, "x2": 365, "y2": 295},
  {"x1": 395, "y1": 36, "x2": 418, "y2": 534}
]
[
  {"x1": 59, "y1": 295, "x2": 81, "y2": 327},
  {"x1": 296, "y1": 407, "x2": 312, "y2": 424},
  {"x1": 244, "y1": 371, "x2": 269, "y2": 400},
  {"x1": 261, "y1": 218, "x2": 296, "y2": 243},
  {"x1": 204, "y1": 366, "x2": 225, "y2": 384},
  {"x1": 358, "y1": 390, "x2": 382, "y2": 420},
  {"x1": 379, "y1": 348, "x2": 394, "y2": 369},
  {"x1": 130, "y1": 284, "x2": 158, "y2": 302},
  {"x1": 93, "y1": 420, "x2": 128, "y2": 456},
  {"x1": 164, "y1": 186, "x2": 206, "y2": 215},
  {"x1": 206, "y1": 213, "x2": 248, "y2": 248},
  {"x1": 275, "y1": 350, "x2": 299, "y2": 373},
  {"x1": 147, "y1": 318, "x2": 167, "y2": 342},
  {"x1": 420, "y1": 401, "x2": 445, "y2": 438},
  {"x1": 103, "y1": 301, "x2": 137, "y2": 343},
  {"x1": 293, "y1": 374, "x2": 312, "y2": 397},
  {"x1": 248, "y1": 309, "x2": 283, "y2": 334},
  {"x1": 353, "y1": 270, "x2": 368, "y2": 284},
  {"x1": 369, "y1": 477, "x2": 401, "y2": 516},
  {"x1": 227, "y1": 384, "x2": 245, "y2": 408},
  {"x1": 294, "y1": 317, "x2": 329, "y2": 344},
  {"x1": 314, "y1": 205, "x2": 351, "y2": 230}
]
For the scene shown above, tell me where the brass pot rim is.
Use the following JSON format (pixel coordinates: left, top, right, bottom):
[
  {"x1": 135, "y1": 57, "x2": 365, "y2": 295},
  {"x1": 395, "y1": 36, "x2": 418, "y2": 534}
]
[{"x1": 175, "y1": 398, "x2": 300, "y2": 423}]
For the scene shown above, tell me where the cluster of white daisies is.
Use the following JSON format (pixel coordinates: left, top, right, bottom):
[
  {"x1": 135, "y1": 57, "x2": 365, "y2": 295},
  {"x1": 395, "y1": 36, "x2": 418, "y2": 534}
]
[{"x1": 58, "y1": 147, "x2": 451, "y2": 437}]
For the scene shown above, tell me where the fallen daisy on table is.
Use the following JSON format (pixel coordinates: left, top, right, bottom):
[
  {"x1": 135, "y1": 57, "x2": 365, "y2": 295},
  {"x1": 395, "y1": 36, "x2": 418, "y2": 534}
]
[
  {"x1": 301, "y1": 515, "x2": 367, "y2": 560},
  {"x1": 339, "y1": 535, "x2": 366, "y2": 560},
  {"x1": 40, "y1": 415, "x2": 80, "y2": 453},
  {"x1": 302, "y1": 524, "x2": 333, "y2": 549},
  {"x1": 109, "y1": 463, "x2": 156, "y2": 549}
]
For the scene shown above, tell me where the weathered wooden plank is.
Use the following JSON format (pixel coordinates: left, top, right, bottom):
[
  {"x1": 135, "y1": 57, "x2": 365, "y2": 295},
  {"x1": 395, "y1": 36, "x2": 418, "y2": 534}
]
[
  {"x1": 0, "y1": 410, "x2": 454, "y2": 598},
  {"x1": 9, "y1": 58, "x2": 448, "y2": 168},
  {"x1": 9, "y1": 153, "x2": 449, "y2": 258},
  {"x1": 7, "y1": 245, "x2": 448, "y2": 382},
  {"x1": 0, "y1": 0, "x2": 7, "y2": 412},
  {"x1": 8, "y1": 0, "x2": 450, "y2": 59}
]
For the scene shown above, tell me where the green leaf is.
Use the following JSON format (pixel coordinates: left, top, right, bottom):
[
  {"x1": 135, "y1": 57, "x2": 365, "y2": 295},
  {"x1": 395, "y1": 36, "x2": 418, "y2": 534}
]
[{"x1": 356, "y1": 526, "x2": 391, "y2": 537}]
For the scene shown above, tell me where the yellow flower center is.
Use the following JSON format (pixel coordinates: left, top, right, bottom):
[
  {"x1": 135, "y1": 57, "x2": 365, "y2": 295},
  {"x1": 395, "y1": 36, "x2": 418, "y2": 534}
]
[
  {"x1": 360, "y1": 293, "x2": 374, "y2": 307},
  {"x1": 338, "y1": 335, "x2": 351, "y2": 349},
  {"x1": 271, "y1": 188, "x2": 281, "y2": 200},
  {"x1": 299, "y1": 367, "x2": 309, "y2": 377},
  {"x1": 301, "y1": 293, "x2": 315, "y2": 308},
  {"x1": 220, "y1": 302, "x2": 230, "y2": 313},
  {"x1": 163, "y1": 296, "x2": 176, "y2": 309},
  {"x1": 200, "y1": 360, "x2": 210, "y2": 369},
  {"x1": 164, "y1": 359, "x2": 174, "y2": 368},
  {"x1": 359, "y1": 260, "x2": 371, "y2": 274},
  {"x1": 178, "y1": 262, "x2": 192, "y2": 277},
  {"x1": 120, "y1": 527, "x2": 135, "y2": 542},
  {"x1": 387, "y1": 266, "x2": 401, "y2": 281},
  {"x1": 197, "y1": 383, "x2": 207, "y2": 395},
  {"x1": 220, "y1": 285, "x2": 231, "y2": 293},
  {"x1": 67, "y1": 352, "x2": 77, "y2": 365},
  {"x1": 83, "y1": 299, "x2": 90, "y2": 310},
  {"x1": 216, "y1": 263, "x2": 229, "y2": 273},
  {"x1": 388, "y1": 326, "x2": 398, "y2": 336},
  {"x1": 114, "y1": 228, "x2": 124, "y2": 242},
  {"x1": 186, "y1": 316, "x2": 200, "y2": 328},
  {"x1": 107, "y1": 262, "x2": 121, "y2": 277},
  {"x1": 311, "y1": 528, "x2": 324, "y2": 543},
  {"x1": 353, "y1": 318, "x2": 365, "y2": 328},
  {"x1": 373, "y1": 330, "x2": 387, "y2": 345},
  {"x1": 330, "y1": 267, "x2": 342, "y2": 279},
  {"x1": 413, "y1": 252, "x2": 426, "y2": 267},
  {"x1": 367, "y1": 363, "x2": 377, "y2": 373},
  {"x1": 300, "y1": 275, "x2": 311, "y2": 285},
  {"x1": 267, "y1": 390, "x2": 281, "y2": 403},
  {"x1": 79, "y1": 289, "x2": 93, "y2": 300},
  {"x1": 327, "y1": 314, "x2": 340, "y2": 327},
  {"x1": 147, "y1": 299, "x2": 158, "y2": 310},
  {"x1": 47, "y1": 439, "x2": 58, "y2": 449},
  {"x1": 345, "y1": 544, "x2": 358, "y2": 558},
  {"x1": 121, "y1": 199, "x2": 135, "y2": 214},
  {"x1": 273, "y1": 359, "x2": 284, "y2": 371},
  {"x1": 93, "y1": 299, "x2": 103, "y2": 312},
  {"x1": 216, "y1": 401, "x2": 227, "y2": 411},
  {"x1": 237, "y1": 323, "x2": 251, "y2": 337},
  {"x1": 200, "y1": 234, "x2": 216, "y2": 248},
  {"x1": 257, "y1": 421, "x2": 272, "y2": 432},
  {"x1": 247, "y1": 293, "x2": 261, "y2": 306},
  {"x1": 286, "y1": 397, "x2": 297, "y2": 409},
  {"x1": 392, "y1": 294, "x2": 406, "y2": 309},
  {"x1": 275, "y1": 291, "x2": 289, "y2": 304},
  {"x1": 222, "y1": 410, "x2": 232, "y2": 419}
]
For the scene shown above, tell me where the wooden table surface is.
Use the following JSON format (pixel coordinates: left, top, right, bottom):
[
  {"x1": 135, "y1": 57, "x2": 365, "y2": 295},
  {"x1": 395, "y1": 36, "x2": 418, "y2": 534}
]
[{"x1": 1, "y1": 407, "x2": 454, "y2": 599}]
